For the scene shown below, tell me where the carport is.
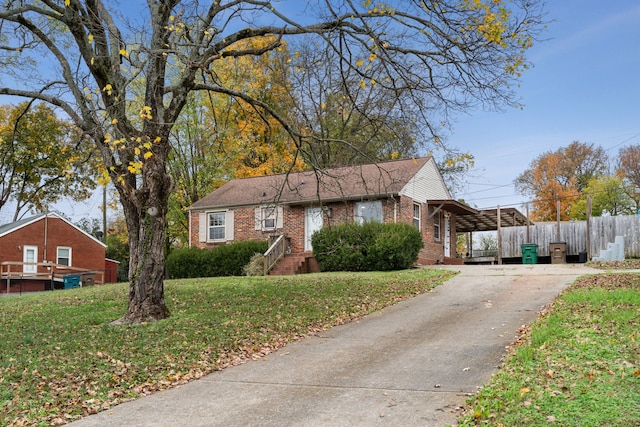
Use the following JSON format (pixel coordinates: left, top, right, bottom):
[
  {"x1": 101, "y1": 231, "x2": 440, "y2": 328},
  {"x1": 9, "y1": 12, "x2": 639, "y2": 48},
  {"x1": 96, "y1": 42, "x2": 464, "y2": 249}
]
[{"x1": 454, "y1": 205, "x2": 531, "y2": 264}]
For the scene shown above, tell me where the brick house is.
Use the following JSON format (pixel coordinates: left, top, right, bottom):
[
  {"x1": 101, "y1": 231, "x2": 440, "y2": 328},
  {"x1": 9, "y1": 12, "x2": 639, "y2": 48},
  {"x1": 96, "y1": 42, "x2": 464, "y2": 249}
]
[
  {"x1": 189, "y1": 157, "x2": 480, "y2": 272},
  {"x1": 0, "y1": 212, "x2": 114, "y2": 293}
]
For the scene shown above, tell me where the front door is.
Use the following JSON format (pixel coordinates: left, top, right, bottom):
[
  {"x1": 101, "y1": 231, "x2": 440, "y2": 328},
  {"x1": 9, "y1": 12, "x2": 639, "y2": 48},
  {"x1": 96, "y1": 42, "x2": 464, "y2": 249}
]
[
  {"x1": 23, "y1": 245, "x2": 38, "y2": 273},
  {"x1": 304, "y1": 207, "x2": 324, "y2": 251},
  {"x1": 444, "y1": 214, "x2": 451, "y2": 258}
]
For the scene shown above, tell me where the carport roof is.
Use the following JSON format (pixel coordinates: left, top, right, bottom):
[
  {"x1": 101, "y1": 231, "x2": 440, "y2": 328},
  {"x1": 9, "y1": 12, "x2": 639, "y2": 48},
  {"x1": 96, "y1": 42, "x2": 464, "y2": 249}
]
[
  {"x1": 455, "y1": 207, "x2": 531, "y2": 233},
  {"x1": 427, "y1": 200, "x2": 531, "y2": 232}
]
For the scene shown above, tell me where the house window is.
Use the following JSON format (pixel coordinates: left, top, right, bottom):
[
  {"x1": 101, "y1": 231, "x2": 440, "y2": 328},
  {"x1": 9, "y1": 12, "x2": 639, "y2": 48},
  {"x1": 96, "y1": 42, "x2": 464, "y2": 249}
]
[
  {"x1": 208, "y1": 212, "x2": 226, "y2": 240},
  {"x1": 355, "y1": 201, "x2": 383, "y2": 224},
  {"x1": 433, "y1": 209, "x2": 441, "y2": 242},
  {"x1": 255, "y1": 206, "x2": 283, "y2": 231},
  {"x1": 413, "y1": 204, "x2": 421, "y2": 230},
  {"x1": 263, "y1": 207, "x2": 276, "y2": 230},
  {"x1": 57, "y1": 247, "x2": 72, "y2": 266}
]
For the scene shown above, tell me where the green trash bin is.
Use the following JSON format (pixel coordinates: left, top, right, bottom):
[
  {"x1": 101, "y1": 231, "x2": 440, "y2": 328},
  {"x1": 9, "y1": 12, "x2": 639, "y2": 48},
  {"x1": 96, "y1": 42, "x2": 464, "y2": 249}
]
[{"x1": 521, "y1": 243, "x2": 538, "y2": 264}]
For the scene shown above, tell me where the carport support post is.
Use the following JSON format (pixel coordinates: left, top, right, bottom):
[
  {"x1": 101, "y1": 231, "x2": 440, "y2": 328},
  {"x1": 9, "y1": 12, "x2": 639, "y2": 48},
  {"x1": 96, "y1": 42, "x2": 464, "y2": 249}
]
[
  {"x1": 497, "y1": 205, "x2": 502, "y2": 265},
  {"x1": 526, "y1": 203, "x2": 530, "y2": 243},
  {"x1": 556, "y1": 200, "x2": 561, "y2": 241},
  {"x1": 586, "y1": 195, "x2": 592, "y2": 261}
]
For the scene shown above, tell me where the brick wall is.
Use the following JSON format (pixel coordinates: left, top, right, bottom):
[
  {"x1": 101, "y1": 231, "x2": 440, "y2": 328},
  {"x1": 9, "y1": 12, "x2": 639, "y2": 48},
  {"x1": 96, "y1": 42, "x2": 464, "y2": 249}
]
[
  {"x1": 190, "y1": 197, "x2": 459, "y2": 264},
  {"x1": 0, "y1": 217, "x2": 106, "y2": 276}
]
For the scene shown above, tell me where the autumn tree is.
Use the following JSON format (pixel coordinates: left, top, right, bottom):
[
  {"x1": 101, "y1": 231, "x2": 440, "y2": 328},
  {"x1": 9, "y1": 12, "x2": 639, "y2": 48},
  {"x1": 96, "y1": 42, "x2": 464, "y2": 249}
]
[
  {"x1": 616, "y1": 145, "x2": 640, "y2": 212},
  {"x1": 0, "y1": 0, "x2": 545, "y2": 323},
  {"x1": 167, "y1": 36, "x2": 303, "y2": 246},
  {"x1": 569, "y1": 175, "x2": 634, "y2": 219},
  {"x1": 515, "y1": 141, "x2": 609, "y2": 221},
  {"x1": 0, "y1": 102, "x2": 97, "y2": 221},
  {"x1": 284, "y1": 40, "x2": 419, "y2": 167}
]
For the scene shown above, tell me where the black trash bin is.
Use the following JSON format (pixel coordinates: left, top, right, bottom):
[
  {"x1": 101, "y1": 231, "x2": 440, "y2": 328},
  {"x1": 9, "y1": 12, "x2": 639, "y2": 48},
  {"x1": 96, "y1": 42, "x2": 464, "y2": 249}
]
[{"x1": 579, "y1": 251, "x2": 587, "y2": 263}]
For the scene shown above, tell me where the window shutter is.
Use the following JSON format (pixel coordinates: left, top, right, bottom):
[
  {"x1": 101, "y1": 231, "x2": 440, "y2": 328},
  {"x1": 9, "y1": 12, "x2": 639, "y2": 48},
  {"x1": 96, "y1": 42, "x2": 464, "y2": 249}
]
[
  {"x1": 276, "y1": 206, "x2": 284, "y2": 229},
  {"x1": 226, "y1": 210, "x2": 235, "y2": 241},
  {"x1": 254, "y1": 207, "x2": 262, "y2": 230},
  {"x1": 198, "y1": 213, "x2": 207, "y2": 242}
]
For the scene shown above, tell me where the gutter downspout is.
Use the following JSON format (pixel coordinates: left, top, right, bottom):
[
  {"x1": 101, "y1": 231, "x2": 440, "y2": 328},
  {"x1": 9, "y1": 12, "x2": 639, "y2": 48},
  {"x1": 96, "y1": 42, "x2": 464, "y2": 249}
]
[
  {"x1": 188, "y1": 208, "x2": 192, "y2": 248},
  {"x1": 43, "y1": 212, "x2": 48, "y2": 264}
]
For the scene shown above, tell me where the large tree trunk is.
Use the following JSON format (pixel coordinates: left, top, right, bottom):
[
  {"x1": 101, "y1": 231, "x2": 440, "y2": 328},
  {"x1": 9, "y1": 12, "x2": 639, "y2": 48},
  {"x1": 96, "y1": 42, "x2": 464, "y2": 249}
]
[{"x1": 111, "y1": 156, "x2": 172, "y2": 325}]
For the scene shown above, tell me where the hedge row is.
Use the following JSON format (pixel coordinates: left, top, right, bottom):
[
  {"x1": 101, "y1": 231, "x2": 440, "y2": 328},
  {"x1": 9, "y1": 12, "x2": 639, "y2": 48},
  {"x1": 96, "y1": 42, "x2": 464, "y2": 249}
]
[
  {"x1": 166, "y1": 240, "x2": 268, "y2": 278},
  {"x1": 311, "y1": 222, "x2": 423, "y2": 271}
]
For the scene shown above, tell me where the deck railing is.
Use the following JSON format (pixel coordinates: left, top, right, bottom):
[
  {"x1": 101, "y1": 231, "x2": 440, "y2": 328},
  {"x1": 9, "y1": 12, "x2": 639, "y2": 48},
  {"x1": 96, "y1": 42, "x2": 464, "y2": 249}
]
[
  {"x1": 1, "y1": 261, "x2": 105, "y2": 293},
  {"x1": 263, "y1": 235, "x2": 288, "y2": 275}
]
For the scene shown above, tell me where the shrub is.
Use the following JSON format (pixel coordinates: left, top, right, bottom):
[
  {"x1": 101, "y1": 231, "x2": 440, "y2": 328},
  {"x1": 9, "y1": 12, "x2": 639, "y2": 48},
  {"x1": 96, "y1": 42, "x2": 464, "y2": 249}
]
[
  {"x1": 166, "y1": 240, "x2": 268, "y2": 278},
  {"x1": 312, "y1": 222, "x2": 423, "y2": 272},
  {"x1": 243, "y1": 253, "x2": 266, "y2": 276}
]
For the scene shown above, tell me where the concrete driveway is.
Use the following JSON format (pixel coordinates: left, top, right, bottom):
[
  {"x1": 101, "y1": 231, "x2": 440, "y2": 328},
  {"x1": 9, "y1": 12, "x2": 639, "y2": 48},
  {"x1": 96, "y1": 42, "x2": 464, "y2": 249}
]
[{"x1": 70, "y1": 264, "x2": 600, "y2": 427}]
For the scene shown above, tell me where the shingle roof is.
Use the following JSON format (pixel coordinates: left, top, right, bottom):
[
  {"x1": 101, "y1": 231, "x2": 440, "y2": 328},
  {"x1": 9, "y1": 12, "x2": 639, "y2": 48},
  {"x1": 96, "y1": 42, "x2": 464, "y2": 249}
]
[
  {"x1": 191, "y1": 157, "x2": 430, "y2": 210},
  {"x1": 0, "y1": 214, "x2": 38, "y2": 236},
  {"x1": 0, "y1": 211, "x2": 107, "y2": 247}
]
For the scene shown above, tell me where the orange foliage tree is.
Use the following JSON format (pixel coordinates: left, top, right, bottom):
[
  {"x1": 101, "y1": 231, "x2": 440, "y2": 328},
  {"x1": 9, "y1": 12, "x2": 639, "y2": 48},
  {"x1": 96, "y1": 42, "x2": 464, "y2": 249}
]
[
  {"x1": 515, "y1": 141, "x2": 608, "y2": 221},
  {"x1": 167, "y1": 36, "x2": 304, "y2": 246}
]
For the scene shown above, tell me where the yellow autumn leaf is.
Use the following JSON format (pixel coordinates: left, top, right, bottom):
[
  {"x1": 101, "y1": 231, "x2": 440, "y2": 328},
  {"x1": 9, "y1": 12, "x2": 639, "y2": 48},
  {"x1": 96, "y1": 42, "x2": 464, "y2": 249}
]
[
  {"x1": 65, "y1": 0, "x2": 70, "y2": 5},
  {"x1": 520, "y1": 387, "x2": 530, "y2": 397},
  {"x1": 111, "y1": 118, "x2": 118, "y2": 124},
  {"x1": 144, "y1": 151, "x2": 153, "y2": 159},
  {"x1": 356, "y1": 60, "x2": 364, "y2": 67}
]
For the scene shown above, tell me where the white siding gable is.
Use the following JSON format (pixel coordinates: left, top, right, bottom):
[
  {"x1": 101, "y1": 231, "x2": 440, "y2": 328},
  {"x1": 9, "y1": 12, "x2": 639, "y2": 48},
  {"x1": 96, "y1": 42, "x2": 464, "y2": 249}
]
[{"x1": 399, "y1": 157, "x2": 451, "y2": 202}]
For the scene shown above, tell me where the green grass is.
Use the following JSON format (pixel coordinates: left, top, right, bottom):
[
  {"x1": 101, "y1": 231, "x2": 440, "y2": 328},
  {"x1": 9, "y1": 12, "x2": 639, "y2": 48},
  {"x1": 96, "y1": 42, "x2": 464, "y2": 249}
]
[
  {"x1": 459, "y1": 273, "x2": 640, "y2": 427},
  {"x1": 0, "y1": 268, "x2": 453, "y2": 426}
]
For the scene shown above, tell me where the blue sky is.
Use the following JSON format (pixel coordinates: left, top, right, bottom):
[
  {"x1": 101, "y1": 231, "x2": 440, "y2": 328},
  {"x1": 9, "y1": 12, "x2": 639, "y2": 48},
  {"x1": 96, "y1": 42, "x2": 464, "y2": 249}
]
[{"x1": 448, "y1": 1, "x2": 640, "y2": 211}]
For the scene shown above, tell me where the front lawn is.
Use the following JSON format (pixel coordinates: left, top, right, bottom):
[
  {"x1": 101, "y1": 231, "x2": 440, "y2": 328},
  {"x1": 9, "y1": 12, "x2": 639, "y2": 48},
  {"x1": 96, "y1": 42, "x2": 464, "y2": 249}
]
[
  {"x1": 0, "y1": 268, "x2": 453, "y2": 426},
  {"x1": 459, "y1": 273, "x2": 640, "y2": 426}
]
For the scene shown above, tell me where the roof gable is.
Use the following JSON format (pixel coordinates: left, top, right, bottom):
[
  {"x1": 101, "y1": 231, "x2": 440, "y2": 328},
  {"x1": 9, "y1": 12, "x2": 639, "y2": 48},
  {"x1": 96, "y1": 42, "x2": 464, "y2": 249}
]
[
  {"x1": 399, "y1": 157, "x2": 451, "y2": 201},
  {"x1": 0, "y1": 212, "x2": 107, "y2": 248},
  {"x1": 191, "y1": 157, "x2": 445, "y2": 210}
]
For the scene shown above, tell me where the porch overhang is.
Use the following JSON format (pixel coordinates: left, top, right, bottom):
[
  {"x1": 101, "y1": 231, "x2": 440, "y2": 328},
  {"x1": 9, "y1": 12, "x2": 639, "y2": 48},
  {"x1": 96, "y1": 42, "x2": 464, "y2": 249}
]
[{"x1": 427, "y1": 199, "x2": 479, "y2": 217}]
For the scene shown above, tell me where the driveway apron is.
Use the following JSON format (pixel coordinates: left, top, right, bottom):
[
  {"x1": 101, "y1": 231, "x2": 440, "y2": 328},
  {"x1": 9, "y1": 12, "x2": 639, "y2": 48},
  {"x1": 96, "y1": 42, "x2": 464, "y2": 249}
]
[{"x1": 70, "y1": 264, "x2": 599, "y2": 427}]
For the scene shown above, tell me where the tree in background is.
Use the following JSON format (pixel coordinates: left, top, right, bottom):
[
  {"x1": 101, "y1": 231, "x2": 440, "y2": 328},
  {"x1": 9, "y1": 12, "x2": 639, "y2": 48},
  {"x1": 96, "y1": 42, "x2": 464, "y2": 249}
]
[
  {"x1": 0, "y1": 0, "x2": 545, "y2": 323},
  {"x1": 167, "y1": 37, "x2": 303, "y2": 246},
  {"x1": 569, "y1": 175, "x2": 634, "y2": 219},
  {"x1": 0, "y1": 102, "x2": 97, "y2": 221},
  {"x1": 105, "y1": 216, "x2": 130, "y2": 282},
  {"x1": 515, "y1": 141, "x2": 608, "y2": 221},
  {"x1": 616, "y1": 145, "x2": 640, "y2": 212},
  {"x1": 284, "y1": 37, "x2": 477, "y2": 188},
  {"x1": 285, "y1": 41, "x2": 419, "y2": 167}
]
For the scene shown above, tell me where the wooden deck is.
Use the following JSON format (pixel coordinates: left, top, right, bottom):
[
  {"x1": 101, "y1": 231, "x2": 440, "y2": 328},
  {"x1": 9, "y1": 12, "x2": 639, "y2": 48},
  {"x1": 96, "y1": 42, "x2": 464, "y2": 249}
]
[{"x1": 1, "y1": 261, "x2": 103, "y2": 294}]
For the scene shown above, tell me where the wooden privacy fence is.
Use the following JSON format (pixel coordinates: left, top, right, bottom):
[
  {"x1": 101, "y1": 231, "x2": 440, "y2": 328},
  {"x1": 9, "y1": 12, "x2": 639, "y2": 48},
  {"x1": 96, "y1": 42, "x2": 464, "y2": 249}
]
[{"x1": 495, "y1": 215, "x2": 640, "y2": 259}]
